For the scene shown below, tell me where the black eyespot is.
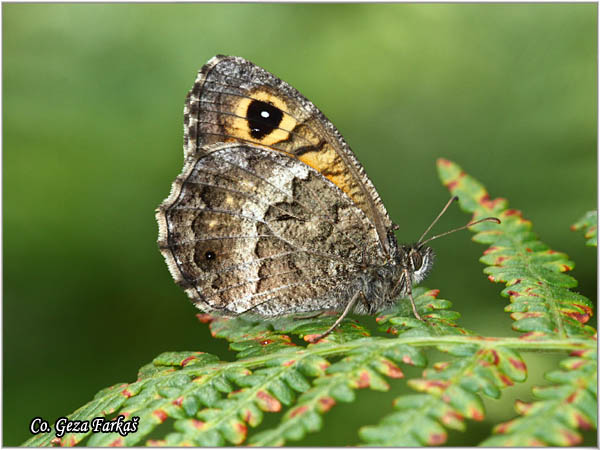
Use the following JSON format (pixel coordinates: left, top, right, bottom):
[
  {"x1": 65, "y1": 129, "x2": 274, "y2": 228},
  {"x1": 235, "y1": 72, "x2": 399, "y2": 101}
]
[
  {"x1": 205, "y1": 251, "x2": 216, "y2": 261},
  {"x1": 246, "y1": 100, "x2": 283, "y2": 139}
]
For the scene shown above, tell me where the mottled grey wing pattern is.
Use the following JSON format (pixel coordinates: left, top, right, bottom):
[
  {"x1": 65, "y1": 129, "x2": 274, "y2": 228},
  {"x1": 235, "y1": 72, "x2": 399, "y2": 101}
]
[
  {"x1": 157, "y1": 143, "x2": 384, "y2": 316},
  {"x1": 183, "y1": 55, "x2": 395, "y2": 253},
  {"x1": 156, "y1": 55, "x2": 404, "y2": 317}
]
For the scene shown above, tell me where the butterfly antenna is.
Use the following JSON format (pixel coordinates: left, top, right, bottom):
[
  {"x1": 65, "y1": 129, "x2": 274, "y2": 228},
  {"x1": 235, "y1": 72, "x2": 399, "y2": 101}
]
[
  {"x1": 416, "y1": 196, "x2": 459, "y2": 244},
  {"x1": 416, "y1": 196, "x2": 501, "y2": 247},
  {"x1": 419, "y1": 216, "x2": 501, "y2": 247}
]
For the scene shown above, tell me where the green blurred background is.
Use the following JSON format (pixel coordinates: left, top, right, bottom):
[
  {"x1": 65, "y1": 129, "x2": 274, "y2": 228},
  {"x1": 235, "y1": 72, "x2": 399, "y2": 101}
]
[{"x1": 4, "y1": 3, "x2": 596, "y2": 446}]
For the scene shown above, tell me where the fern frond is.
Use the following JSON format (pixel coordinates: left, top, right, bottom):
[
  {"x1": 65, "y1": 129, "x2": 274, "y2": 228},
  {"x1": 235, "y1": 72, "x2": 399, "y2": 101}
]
[
  {"x1": 23, "y1": 334, "x2": 594, "y2": 446},
  {"x1": 376, "y1": 288, "x2": 469, "y2": 337},
  {"x1": 249, "y1": 339, "x2": 426, "y2": 445},
  {"x1": 571, "y1": 211, "x2": 597, "y2": 247},
  {"x1": 481, "y1": 348, "x2": 597, "y2": 446},
  {"x1": 359, "y1": 345, "x2": 527, "y2": 446},
  {"x1": 437, "y1": 159, "x2": 596, "y2": 339}
]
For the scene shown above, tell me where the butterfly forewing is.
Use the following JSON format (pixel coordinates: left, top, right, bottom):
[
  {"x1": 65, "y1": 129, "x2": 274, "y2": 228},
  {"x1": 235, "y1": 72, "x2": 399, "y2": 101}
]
[{"x1": 183, "y1": 55, "x2": 394, "y2": 253}]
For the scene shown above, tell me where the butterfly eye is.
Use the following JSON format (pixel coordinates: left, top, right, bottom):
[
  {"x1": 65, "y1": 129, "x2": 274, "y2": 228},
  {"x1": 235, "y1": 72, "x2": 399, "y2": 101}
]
[
  {"x1": 246, "y1": 100, "x2": 283, "y2": 139},
  {"x1": 411, "y1": 252, "x2": 423, "y2": 270}
]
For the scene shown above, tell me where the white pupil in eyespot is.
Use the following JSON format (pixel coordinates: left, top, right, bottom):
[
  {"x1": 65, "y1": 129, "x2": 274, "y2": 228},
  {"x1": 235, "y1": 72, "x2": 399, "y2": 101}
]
[{"x1": 260, "y1": 110, "x2": 270, "y2": 118}]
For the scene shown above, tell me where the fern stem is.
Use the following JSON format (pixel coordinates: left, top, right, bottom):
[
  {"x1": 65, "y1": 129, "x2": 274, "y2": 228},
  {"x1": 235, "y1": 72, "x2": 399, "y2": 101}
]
[{"x1": 174, "y1": 337, "x2": 593, "y2": 375}]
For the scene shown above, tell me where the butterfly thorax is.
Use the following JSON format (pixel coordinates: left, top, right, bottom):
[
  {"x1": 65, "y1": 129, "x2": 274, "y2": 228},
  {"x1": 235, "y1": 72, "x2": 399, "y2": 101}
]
[{"x1": 352, "y1": 244, "x2": 435, "y2": 315}]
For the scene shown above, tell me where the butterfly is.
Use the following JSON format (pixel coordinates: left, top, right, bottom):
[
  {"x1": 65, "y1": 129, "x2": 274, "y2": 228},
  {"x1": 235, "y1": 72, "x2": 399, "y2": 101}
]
[{"x1": 156, "y1": 55, "x2": 496, "y2": 341}]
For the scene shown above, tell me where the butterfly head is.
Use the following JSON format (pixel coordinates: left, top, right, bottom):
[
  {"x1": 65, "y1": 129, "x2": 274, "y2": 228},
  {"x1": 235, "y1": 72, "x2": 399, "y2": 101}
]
[{"x1": 397, "y1": 244, "x2": 435, "y2": 285}]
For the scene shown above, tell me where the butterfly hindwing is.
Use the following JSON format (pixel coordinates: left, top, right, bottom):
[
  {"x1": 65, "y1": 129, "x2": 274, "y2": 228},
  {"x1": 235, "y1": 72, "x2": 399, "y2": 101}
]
[{"x1": 157, "y1": 143, "x2": 385, "y2": 316}]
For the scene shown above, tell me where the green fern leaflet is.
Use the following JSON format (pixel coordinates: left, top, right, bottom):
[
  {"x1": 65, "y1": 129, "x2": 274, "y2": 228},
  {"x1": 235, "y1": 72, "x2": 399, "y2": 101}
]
[{"x1": 572, "y1": 211, "x2": 597, "y2": 247}]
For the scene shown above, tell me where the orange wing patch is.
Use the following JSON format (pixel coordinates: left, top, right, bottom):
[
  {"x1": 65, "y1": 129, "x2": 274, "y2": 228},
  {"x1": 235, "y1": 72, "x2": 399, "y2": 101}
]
[
  {"x1": 228, "y1": 90, "x2": 298, "y2": 146},
  {"x1": 297, "y1": 144, "x2": 364, "y2": 205},
  {"x1": 221, "y1": 88, "x2": 367, "y2": 218}
]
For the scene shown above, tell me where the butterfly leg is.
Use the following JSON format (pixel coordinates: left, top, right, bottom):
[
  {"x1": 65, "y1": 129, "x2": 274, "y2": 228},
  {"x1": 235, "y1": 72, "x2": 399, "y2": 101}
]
[
  {"x1": 294, "y1": 311, "x2": 325, "y2": 321},
  {"x1": 404, "y1": 270, "x2": 423, "y2": 320},
  {"x1": 307, "y1": 290, "x2": 362, "y2": 343}
]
